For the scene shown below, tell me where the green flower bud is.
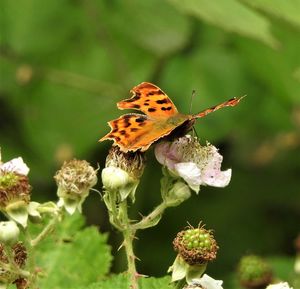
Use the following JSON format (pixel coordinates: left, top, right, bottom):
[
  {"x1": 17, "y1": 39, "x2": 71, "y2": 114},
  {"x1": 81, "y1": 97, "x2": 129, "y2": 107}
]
[
  {"x1": 162, "y1": 181, "x2": 191, "y2": 207},
  {"x1": 54, "y1": 159, "x2": 98, "y2": 215},
  {"x1": 0, "y1": 221, "x2": 19, "y2": 245},
  {"x1": 237, "y1": 255, "x2": 273, "y2": 289}
]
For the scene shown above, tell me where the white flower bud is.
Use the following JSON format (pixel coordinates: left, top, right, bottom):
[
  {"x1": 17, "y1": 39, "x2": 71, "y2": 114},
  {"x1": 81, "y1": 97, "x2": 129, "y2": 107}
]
[
  {"x1": 102, "y1": 167, "x2": 130, "y2": 191},
  {"x1": 0, "y1": 221, "x2": 20, "y2": 245}
]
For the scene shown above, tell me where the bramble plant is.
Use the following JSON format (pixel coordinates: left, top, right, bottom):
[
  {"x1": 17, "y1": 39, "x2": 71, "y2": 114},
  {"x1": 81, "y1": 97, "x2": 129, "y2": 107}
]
[{"x1": 0, "y1": 134, "x2": 296, "y2": 289}]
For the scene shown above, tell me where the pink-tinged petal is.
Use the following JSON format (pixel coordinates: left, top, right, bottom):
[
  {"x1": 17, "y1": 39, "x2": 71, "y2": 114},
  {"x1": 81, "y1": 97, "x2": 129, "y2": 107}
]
[
  {"x1": 155, "y1": 142, "x2": 181, "y2": 171},
  {"x1": 1, "y1": 157, "x2": 30, "y2": 175},
  {"x1": 202, "y1": 168, "x2": 232, "y2": 187},
  {"x1": 200, "y1": 145, "x2": 231, "y2": 187},
  {"x1": 174, "y1": 162, "x2": 201, "y2": 193}
]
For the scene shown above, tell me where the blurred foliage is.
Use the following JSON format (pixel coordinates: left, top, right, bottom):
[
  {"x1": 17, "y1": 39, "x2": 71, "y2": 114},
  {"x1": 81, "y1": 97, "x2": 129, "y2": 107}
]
[{"x1": 1, "y1": 0, "x2": 300, "y2": 285}]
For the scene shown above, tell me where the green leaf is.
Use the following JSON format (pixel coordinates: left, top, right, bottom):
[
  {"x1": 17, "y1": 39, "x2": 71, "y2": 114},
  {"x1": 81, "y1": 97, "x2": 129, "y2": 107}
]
[
  {"x1": 81, "y1": 274, "x2": 173, "y2": 289},
  {"x1": 34, "y1": 213, "x2": 112, "y2": 289},
  {"x1": 241, "y1": 0, "x2": 300, "y2": 29},
  {"x1": 104, "y1": 0, "x2": 191, "y2": 57},
  {"x1": 167, "y1": 0, "x2": 279, "y2": 48}
]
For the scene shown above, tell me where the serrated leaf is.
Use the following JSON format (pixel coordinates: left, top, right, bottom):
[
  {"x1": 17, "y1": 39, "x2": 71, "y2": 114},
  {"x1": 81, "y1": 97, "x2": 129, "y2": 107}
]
[
  {"x1": 34, "y1": 213, "x2": 112, "y2": 289},
  {"x1": 81, "y1": 274, "x2": 172, "y2": 289},
  {"x1": 167, "y1": 0, "x2": 279, "y2": 48},
  {"x1": 241, "y1": 0, "x2": 300, "y2": 29}
]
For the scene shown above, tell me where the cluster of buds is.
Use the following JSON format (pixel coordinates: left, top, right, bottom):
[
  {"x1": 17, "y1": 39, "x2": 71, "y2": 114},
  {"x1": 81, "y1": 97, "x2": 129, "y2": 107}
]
[
  {"x1": 169, "y1": 224, "x2": 218, "y2": 284},
  {"x1": 55, "y1": 159, "x2": 98, "y2": 215},
  {"x1": 237, "y1": 255, "x2": 273, "y2": 289},
  {"x1": 102, "y1": 146, "x2": 146, "y2": 202}
]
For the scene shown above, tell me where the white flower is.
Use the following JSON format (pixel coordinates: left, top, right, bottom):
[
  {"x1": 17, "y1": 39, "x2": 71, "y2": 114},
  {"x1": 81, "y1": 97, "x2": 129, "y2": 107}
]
[
  {"x1": 188, "y1": 274, "x2": 223, "y2": 289},
  {"x1": 0, "y1": 157, "x2": 30, "y2": 176},
  {"x1": 155, "y1": 135, "x2": 231, "y2": 193},
  {"x1": 266, "y1": 282, "x2": 293, "y2": 289}
]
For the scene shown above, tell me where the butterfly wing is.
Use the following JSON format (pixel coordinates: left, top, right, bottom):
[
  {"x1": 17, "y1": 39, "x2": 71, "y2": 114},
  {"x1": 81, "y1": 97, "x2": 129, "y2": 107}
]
[
  {"x1": 193, "y1": 96, "x2": 244, "y2": 119},
  {"x1": 99, "y1": 113, "x2": 181, "y2": 152},
  {"x1": 117, "y1": 82, "x2": 178, "y2": 118}
]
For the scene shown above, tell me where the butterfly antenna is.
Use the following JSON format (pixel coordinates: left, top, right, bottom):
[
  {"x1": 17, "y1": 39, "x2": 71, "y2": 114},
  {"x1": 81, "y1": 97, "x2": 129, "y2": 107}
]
[{"x1": 189, "y1": 89, "x2": 196, "y2": 114}]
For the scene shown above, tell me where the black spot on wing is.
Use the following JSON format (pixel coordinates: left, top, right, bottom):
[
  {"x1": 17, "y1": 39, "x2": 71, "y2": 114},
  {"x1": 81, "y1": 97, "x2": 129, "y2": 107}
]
[
  {"x1": 156, "y1": 99, "x2": 168, "y2": 104},
  {"x1": 161, "y1": 106, "x2": 172, "y2": 111},
  {"x1": 148, "y1": 108, "x2": 156, "y2": 112},
  {"x1": 135, "y1": 117, "x2": 146, "y2": 123},
  {"x1": 125, "y1": 95, "x2": 141, "y2": 102}
]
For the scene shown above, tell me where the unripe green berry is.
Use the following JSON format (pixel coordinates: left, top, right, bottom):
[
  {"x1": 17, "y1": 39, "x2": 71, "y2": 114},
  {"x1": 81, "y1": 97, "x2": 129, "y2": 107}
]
[
  {"x1": 173, "y1": 225, "x2": 218, "y2": 265},
  {"x1": 238, "y1": 255, "x2": 272, "y2": 288}
]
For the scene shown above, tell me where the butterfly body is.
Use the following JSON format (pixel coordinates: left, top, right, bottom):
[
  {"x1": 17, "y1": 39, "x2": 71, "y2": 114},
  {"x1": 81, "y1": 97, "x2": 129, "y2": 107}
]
[{"x1": 100, "y1": 82, "x2": 243, "y2": 152}]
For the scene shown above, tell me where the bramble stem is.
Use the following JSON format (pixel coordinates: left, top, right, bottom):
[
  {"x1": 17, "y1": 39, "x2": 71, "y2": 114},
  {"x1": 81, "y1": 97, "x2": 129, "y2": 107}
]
[
  {"x1": 132, "y1": 202, "x2": 167, "y2": 231},
  {"x1": 31, "y1": 208, "x2": 62, "y2": 247},
  {"x1": 119, "y1": 201, "x2": 139, "y2": 289}
]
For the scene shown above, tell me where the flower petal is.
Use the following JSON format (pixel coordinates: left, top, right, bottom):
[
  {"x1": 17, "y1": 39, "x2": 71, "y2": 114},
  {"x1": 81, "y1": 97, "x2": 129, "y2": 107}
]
[
  {"x1": 266, "y1": 282, "x2": 293, "y2": 289},
  {"x1": 155, "y1": 141, "x2": 182, "y2": 171},
  {"x1": 174, "y1": 162, "x2": 201, "y2": 193},
  {"x1": 1, "y1": 157, "x2": 30, "y2": 175},
  {"x1": 202, "y1": 168, "x2": 232, "y2": 187},
  {"x1": 190, "y1": 274, "x2": 223, "y2": 289},
  {"x1": 200, "y1": 146, "x2": 232, "y2": 187}
]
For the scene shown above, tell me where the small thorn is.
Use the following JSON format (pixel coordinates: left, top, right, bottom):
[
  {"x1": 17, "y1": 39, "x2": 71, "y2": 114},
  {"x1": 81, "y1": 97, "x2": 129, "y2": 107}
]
[{"x1": 117, "y1": 241, "x2": 125, "y2": 251}]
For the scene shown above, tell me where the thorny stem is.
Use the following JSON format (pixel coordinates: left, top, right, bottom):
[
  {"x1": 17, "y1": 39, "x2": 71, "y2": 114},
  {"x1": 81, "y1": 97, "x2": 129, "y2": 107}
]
[
  {"x1": 119, "y1": 201, "x2": 139, "y2": 289},
  {"x1": 132, "y1": 202, "x2": 167, "y2": 231},
  {"x1": 23, "y1": 228, "x2": 37, "y2": 287},
  {"x1": 31, "y1": 208, "x2": 63, "y2": 247}
]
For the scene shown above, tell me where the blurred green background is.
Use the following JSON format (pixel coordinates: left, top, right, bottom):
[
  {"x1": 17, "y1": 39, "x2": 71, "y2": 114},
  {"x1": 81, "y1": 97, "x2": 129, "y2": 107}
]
[{"x1": 1, "y1": 0, "x2": 300, "y2": 284}]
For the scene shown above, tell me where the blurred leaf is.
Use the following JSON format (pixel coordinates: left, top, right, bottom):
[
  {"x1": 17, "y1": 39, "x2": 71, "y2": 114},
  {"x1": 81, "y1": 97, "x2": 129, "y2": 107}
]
[
  {"x1": 1, "y1": 0, "x2": 84, "y2": 55},
  {"x1": 241, "y1": 0, "x2": 300, "y2": 29},
  {"x1": 102, "y1": 0, "x2": 191, "y2": 57},
  {"x1": 35, "y1": 213, "x2": 112, "y2": 289},
  {"x1": 82, "y1": 274, "x2": 172, "y2": 289},
  {"x1": 268, "y1": 256, "x2": 295, "y2": 281},
  {"x1": 167, "y1": 0, "x2": 279, "y2": 48}
]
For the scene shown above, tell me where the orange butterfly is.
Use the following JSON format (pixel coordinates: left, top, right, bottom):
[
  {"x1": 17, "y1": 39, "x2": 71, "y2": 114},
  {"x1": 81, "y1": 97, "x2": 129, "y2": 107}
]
[{"x1": 99, "y1": 82, "x2": 244, "y2": 152}]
